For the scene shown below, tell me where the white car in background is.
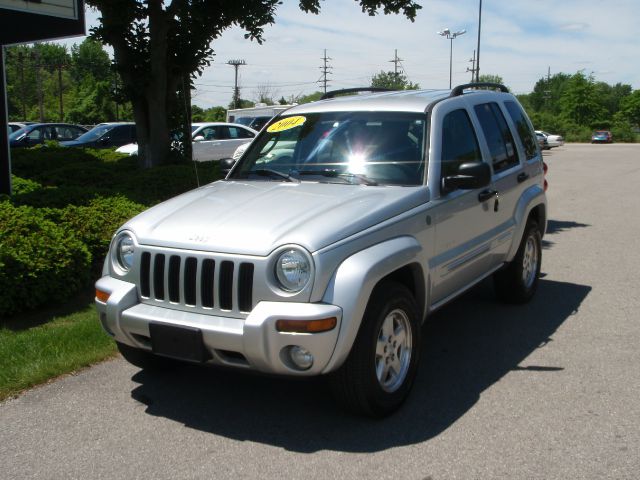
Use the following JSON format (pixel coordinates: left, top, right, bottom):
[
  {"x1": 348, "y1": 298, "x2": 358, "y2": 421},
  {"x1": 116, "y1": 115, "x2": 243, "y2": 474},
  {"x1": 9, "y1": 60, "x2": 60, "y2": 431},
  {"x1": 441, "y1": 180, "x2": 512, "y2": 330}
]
[
  {"x1": 535, "y1": 130, "x2": 564, "y2": 149},
  {"x1": 116, "y1": 122, "x2": 257, "y2": 161}
]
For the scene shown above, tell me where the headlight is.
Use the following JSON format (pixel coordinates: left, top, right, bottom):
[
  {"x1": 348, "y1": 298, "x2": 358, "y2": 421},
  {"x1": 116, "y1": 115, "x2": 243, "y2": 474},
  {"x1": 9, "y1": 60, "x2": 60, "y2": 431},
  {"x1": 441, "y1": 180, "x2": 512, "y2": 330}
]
[
  {"x1": 275, "y1": 248, "x2": 311, "y2": 292},
  {"x1": 114, "y1": 233, "x2": 135, "y2": 272}
]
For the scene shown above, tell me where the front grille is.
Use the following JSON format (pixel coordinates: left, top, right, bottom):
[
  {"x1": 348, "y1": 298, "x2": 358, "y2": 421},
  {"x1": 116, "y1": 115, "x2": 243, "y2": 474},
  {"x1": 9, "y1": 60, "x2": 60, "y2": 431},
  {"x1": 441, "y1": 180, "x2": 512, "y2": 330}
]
[{"x1": 139, "y1": 251, "x2": 255, "y2": 315}]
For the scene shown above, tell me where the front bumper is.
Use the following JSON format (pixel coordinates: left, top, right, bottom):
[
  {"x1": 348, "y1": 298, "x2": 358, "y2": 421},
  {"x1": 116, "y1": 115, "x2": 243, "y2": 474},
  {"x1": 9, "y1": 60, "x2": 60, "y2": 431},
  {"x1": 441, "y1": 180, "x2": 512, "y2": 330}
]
[{"x1": 95, "y1": 276, "x2": 342, "y2": 376}]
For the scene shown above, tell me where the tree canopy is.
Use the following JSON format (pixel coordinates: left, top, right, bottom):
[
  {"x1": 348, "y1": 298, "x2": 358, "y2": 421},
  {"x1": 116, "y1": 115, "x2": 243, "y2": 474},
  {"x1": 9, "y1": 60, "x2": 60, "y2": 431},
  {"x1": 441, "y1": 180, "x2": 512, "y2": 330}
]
[
  {"x1": 86, "y1": 0, "x2": 422, "y2": 167},
  {"x1": 371, "y1": 71, "x2": 419, "y2": 90},
  {"x1": 518, "y1": 71, "x2": 637, "y2": 142},
  {"x1": 4, "y1": 39, "x2": 129, "y2": 125}
]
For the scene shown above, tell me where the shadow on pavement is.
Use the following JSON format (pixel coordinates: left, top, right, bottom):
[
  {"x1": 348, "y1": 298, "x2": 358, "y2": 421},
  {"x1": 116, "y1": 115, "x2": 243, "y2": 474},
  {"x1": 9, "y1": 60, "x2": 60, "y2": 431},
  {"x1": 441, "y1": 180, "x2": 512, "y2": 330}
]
[
  {"x1": 128, "y1": 277, "x2": 590, "y2": 453},
  {"x1": 542, "y1": 219, "x2": 590, "y2": 249}
]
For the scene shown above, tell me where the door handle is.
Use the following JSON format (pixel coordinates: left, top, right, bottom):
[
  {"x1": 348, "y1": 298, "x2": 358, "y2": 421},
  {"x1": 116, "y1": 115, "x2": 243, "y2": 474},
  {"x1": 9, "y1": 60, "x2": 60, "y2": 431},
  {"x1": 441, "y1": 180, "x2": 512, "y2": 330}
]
[
  {"x1": 517, "y1": 172, "x2": 530, "y2": 183},
  {"x1": 478, "y1": 189, "x2": 498, "y2": 202}
]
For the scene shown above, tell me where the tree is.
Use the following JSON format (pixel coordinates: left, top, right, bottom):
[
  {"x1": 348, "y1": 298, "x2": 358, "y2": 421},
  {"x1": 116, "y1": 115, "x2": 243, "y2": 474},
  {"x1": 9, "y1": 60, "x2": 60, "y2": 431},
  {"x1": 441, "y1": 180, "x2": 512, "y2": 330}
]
[
  {"x1": 560, "y1": 72, "x2": 607, "y2": 126},
  {"x1": 86, "y1": 0, "x2": 421, "y2": 167},
  {"x1": 253, "y1": 82, "x2": 279, "y2": 105},
  {"x1": 478, "y1": 74, "x2": 503, "y2": 85},
  {"x1": 616, "y1": 90, "x2": 640, "y2": 127},
  {"x1": 371, "y1": 71, "x2": 419, "y2": 90}
]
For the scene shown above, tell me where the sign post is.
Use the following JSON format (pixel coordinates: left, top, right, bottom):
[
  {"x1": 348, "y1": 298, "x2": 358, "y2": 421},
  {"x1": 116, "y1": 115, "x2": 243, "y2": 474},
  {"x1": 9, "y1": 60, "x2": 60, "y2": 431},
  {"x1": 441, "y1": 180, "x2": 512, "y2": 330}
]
[{"x1": 0, "y1": 0, "x2": 85, "y2": 195}]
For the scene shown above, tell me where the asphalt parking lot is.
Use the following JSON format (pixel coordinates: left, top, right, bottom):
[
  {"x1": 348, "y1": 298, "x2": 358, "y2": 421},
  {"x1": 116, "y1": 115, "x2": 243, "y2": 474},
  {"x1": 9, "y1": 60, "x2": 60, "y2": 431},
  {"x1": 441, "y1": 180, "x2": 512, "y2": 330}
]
[{"x1": 1, "y1": 143, "x2": 639, "y2": 479}]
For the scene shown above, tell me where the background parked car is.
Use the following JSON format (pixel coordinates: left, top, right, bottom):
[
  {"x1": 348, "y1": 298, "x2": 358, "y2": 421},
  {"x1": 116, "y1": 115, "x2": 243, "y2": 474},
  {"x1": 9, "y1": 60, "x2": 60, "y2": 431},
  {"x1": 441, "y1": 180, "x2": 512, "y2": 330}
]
[
  {"x1": 591, "y1": 130, "x2": 612, "y2": 143},
  {"x1": 535, "y1": 130, "x2": 564, "y2": 148},
  {"x1": 60, "y1": 122, "x2": 136, "y2": 148},
  {"x1": 234, "y1": 115, "x2": 273, "y2": 131},
  {"x1": 115, "y1": 122, "x2": 257, "y2": 161},
  {"x1": 9, "y1": 123, "x2": 87, "y2": 148},
  {"x1": 7, "y1": 121, "x2": 36, "y2": 134},
  {"x1": 535, "y1": 131, "x2": 548, "y2": 150}
]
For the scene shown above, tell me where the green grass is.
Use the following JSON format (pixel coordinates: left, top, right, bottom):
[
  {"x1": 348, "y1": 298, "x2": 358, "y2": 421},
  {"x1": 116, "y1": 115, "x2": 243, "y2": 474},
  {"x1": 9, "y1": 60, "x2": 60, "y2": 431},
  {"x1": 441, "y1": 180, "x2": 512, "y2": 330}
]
[{"x1": 0, "y1": 298, "x2": 117, "y2": 401}]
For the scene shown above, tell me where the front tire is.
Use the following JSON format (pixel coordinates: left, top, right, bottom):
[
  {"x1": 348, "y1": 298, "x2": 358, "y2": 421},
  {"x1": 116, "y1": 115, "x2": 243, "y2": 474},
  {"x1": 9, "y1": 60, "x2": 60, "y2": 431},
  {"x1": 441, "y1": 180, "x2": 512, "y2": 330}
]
[
  {"x1": 493, "y1": 219, "x2": 542, "y2": 303},
  {"x1": 329, "y1": 281, "x2": 421, "y2": 417}
]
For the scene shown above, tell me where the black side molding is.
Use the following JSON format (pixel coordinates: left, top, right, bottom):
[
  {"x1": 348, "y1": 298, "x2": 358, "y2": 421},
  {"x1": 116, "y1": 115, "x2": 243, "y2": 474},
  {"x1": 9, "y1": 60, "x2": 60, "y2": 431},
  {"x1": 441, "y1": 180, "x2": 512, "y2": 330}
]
[{"x1": 450, "y1": 83, "x2": 509, "y2": 97}]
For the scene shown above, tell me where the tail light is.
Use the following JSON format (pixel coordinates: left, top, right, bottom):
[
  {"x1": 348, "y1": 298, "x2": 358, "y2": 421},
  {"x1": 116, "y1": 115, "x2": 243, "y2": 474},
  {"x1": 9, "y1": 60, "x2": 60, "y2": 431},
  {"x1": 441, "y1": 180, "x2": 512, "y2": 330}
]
[{"x1": 543, "y1": 161, "x2": 548, "y2": 191}]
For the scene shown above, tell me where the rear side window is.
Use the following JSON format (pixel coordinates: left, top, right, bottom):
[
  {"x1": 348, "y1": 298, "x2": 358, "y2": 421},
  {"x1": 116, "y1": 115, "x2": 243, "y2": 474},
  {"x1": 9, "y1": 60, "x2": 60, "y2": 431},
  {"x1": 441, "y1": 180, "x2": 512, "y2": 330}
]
[
  {"x1": 474, "y1": 102, "x2": 519, "y2": 173},
  {"x1": 227, "y1": 126, "x2": 255, "y2": 139},
  {"x1": 504, "y1": 101, "x2": 537, "y2": 160},
  {"x1": 441, "y1": 109, "x2": 482, "y2": 179}
]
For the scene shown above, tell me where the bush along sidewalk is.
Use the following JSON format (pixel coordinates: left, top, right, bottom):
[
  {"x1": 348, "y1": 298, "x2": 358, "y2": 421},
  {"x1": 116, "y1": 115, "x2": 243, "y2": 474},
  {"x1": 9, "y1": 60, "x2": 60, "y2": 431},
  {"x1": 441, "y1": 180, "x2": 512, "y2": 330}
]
[{"x1": 1, "y1": 145, "x2": 222, "y2": 319}]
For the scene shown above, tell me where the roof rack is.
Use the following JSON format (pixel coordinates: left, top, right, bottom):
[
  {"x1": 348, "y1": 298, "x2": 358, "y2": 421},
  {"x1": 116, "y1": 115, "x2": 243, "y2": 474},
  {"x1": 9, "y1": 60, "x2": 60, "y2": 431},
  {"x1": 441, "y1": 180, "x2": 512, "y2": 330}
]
[
  {"x1": 450, "y1": 82, "x2": 509, "y2": 97},
  {"x1": 320, "y1": 87, "x2": 396, "y2": 100}
]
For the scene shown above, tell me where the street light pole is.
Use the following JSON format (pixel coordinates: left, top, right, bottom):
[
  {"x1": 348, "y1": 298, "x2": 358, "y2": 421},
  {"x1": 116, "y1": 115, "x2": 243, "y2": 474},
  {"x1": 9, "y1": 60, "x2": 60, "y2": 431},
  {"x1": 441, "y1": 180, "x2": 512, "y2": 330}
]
[
  {"x1": 476, "y1": 0, "x2": 483, "y2": 82},
  {"x1": 438, "y1": 28, "x2": 467, "y2": 88}
]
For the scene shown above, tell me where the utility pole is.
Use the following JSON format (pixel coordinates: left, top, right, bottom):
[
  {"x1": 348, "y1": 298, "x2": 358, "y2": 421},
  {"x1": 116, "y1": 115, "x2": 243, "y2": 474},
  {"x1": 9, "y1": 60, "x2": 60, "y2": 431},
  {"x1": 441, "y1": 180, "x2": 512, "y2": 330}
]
[
  {"x1": 17, "y1": 51, "x2": 26, "y2": 119},
  {"x1": 389, "y1": 49, "x2": 403, "y2": 77},
  {"x1": 467, "y1": 50, "x2": 477, "y2": 83},
  {"x1": 227, "y1": 59, "x2": 246, "y2": 109},
  {"x1": 57, "y1": 63, "x2": 64, "y2": 121},
  {"x1": 543, "y1": 66, "x2": 551, "y2": 108},
  {"x1": 318, "y1": 49, "x2": 332, "y2": 94},
  {"x1": 33, "y1": 51, "x2": 44, "y2": 121}
]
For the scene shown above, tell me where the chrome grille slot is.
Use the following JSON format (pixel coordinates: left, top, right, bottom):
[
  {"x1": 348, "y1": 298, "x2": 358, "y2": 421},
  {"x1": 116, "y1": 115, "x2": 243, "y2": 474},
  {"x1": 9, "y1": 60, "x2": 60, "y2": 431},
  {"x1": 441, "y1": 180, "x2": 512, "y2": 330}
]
[
  {"x1": 219, "y1": 261, "x2": 234, "y2": 310},
  {"x1": 201, "y1": 259, "x2": 215, "y2": 308},
  {"x1": 184, "y1": 257, "x2": 197, "y2": 306},
  {"x1": 168, "y1": 255, "x2": 181, "y2": 303},
  {"x1": 138, "y1": 249, "x2": 255, "y2": 317}
]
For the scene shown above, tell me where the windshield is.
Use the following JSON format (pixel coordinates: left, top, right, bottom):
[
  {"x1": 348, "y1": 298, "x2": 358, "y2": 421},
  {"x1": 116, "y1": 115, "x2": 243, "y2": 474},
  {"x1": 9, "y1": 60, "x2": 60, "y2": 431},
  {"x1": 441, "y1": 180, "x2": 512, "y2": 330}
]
[
  {"x1": 234, "y1": 117, "x2": 254, "y2": 126},
  {"x1": 9, "y1": 127, "x2": 29, "y2": 140},
  {"x1": 74, "y1": 124, "x2": 114, "y2": 142},
  {"x1": 229, "y1": 111, "x2": 426, "y2": 186}
]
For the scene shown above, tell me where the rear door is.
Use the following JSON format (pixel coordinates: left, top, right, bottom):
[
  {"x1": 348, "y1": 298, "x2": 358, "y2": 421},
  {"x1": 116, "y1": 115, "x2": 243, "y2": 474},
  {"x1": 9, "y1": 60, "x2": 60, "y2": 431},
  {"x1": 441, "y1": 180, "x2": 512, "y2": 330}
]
[{"x1": 472, "y1": 100, "x2": 528, "y2": 262}]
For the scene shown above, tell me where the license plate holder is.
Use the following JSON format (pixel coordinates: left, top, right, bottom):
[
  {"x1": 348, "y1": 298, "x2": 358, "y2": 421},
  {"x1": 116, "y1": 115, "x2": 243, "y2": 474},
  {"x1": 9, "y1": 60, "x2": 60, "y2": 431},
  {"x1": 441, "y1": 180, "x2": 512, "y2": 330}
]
[{"x1": 149, "y1": 323, "x2": 210, "y2": 363}]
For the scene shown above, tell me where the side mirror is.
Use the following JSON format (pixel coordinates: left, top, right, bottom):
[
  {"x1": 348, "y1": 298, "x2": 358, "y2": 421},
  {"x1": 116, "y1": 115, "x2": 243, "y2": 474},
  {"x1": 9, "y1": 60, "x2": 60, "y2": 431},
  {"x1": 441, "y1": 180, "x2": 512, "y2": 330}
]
[
  {"x1": 220, "y1": 158, "x2": 236, "y2": 177},
  {"x1": 193, "y1": 135, "x2": 205, "y2": 142},
  {"x1": 442, "y1": 161, "x2": 491, "y2": 192}
]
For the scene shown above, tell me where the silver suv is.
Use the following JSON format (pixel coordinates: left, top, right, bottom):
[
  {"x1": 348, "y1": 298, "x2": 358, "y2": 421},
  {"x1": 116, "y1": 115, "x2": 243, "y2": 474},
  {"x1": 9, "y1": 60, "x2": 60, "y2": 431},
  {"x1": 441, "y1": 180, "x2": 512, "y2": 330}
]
[{"x1": 96, "y1": 83, "x2": 547, "y2": 417}]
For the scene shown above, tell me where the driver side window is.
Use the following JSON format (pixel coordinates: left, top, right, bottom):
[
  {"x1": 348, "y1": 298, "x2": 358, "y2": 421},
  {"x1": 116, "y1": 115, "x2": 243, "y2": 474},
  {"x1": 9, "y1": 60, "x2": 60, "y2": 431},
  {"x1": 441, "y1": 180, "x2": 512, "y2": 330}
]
[{"x1": 441, "y1": 109, "x2": 482, "y2": 180}]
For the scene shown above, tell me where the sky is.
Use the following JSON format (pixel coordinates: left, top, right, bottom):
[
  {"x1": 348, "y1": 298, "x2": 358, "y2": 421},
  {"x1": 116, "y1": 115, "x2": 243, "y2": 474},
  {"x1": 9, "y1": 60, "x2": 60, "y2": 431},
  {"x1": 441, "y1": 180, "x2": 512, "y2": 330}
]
[{"x1": 63, "y1": 0, "x2": 639, "y2": 108}]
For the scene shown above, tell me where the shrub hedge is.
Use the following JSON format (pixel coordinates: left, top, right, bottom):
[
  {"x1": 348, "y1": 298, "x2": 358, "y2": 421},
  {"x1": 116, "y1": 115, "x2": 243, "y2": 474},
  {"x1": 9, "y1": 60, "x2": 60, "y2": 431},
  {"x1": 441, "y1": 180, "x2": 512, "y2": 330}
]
[
  {"x1": 2, "y1": 146, "x2": 224, "y2": 318},
  {"x1": 0, "y1": 202, "x2": 91, "y2": 316}
]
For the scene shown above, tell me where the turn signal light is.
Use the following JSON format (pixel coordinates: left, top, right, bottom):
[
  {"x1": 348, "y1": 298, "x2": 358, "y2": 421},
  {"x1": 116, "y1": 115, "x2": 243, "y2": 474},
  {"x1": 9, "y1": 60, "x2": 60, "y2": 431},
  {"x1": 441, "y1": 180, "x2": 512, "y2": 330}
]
[
  {"x1": 95, "y1": 288, "x2": 110, "y2": 303},
  {"x1": 276, "y1": 317, "x2": 337, "y2": 333}
]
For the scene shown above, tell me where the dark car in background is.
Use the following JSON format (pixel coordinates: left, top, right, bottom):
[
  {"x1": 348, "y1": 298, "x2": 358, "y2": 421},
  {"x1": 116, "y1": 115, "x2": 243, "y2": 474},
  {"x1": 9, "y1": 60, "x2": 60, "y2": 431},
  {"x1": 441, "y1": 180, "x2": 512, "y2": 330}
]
[
  {"x1": 235, "y1": 115, "x2": 273, "y2": 131},
  {"x1": 591, "y1": 130, "x2": 612, "y2": 143},
  {"x1": 60, "y1": 122, "x2": 136, "y2": 148},
  {"x1": 9, "y1": 123, "x2": 87, "y2": 148}
]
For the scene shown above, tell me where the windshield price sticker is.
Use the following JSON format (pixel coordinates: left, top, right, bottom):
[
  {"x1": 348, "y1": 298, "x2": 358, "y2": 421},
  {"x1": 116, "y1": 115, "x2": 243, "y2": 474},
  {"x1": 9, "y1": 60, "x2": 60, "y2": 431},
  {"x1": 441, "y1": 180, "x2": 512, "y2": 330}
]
[{"x1": 267, "y1": 116, "x2": 306, "y2": 133}]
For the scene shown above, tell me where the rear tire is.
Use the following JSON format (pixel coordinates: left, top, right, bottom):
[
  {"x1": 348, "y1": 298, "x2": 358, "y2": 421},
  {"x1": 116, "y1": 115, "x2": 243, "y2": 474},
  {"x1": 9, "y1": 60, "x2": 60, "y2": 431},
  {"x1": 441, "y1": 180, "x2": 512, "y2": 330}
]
[
  {"x1": 494, "y1": 219, "x2": 542, "y2": 304},
  {"x1": 329, "y1": 281, "x2": 421, "y2": 417},
  {"x1": 116, "y1": 341, "x2": 177, "y2": 370}
]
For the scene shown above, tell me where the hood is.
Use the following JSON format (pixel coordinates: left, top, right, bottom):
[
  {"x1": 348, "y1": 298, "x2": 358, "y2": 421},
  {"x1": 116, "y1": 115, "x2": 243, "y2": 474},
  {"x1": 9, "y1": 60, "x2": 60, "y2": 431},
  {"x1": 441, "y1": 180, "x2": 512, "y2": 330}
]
[{"x1": 123, "y1": 180, "x2": 428, "y2": 256}]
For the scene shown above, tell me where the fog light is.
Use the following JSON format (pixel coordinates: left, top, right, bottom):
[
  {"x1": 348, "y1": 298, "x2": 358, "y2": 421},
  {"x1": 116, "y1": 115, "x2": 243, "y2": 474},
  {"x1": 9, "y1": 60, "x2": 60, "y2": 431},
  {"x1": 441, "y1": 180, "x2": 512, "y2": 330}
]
[{"x1": 289, "y1": 346, "x2": 314, "y2": 370}]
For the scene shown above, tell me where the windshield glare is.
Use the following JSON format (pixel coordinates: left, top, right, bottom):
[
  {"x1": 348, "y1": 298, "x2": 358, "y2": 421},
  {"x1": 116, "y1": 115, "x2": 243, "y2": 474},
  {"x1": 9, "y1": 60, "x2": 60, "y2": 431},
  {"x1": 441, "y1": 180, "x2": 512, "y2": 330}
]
[
  {"x1": 75, "y1": 124, "x2": 113, "y2": 142},
  {"x1": 229, "y1": 112, "x2": 426, "y2": 186}
]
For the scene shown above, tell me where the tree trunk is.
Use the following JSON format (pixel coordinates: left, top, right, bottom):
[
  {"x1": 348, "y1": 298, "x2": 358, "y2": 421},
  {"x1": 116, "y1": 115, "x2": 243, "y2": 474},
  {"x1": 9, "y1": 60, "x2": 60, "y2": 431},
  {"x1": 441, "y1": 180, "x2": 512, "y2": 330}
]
[{"x1": 142, "y1": 0, "x2": 171, "y2": 167}]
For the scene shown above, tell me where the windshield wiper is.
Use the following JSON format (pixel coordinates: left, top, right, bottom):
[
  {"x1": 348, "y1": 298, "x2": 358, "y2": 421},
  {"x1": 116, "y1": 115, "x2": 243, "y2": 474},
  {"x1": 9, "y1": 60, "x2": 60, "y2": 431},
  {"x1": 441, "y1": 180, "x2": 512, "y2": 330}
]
[
  {"x1": 297, "y1": 169, "x2": 378, "y2": 186},
  {"x1": 249, "y1": 169, "x2": 298, "y2": 182}
]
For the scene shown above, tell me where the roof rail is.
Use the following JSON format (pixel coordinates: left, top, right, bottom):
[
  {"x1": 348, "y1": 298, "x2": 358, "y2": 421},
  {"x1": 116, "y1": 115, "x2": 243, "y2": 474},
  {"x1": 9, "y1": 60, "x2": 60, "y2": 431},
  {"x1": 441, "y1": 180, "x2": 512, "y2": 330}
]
[
  {"x1": 320, "y1": 87, "x2": 396, "y2": 100},
  {"x1": 450, "y1": 82, "x2": 509, "y2": 97}
]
